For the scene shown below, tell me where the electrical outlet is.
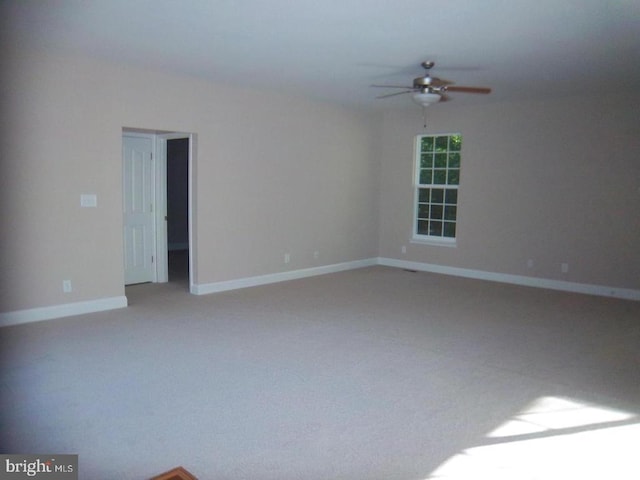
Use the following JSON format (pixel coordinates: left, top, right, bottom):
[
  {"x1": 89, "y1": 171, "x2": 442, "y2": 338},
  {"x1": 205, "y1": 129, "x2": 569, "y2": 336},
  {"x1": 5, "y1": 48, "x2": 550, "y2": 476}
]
[
  {"x1": 63, "y1": 280, "x2": 72, "y2": 293},
  {"x1": 284, "y1": 253, "x2": 290, "y2": 264},
  {"x1": 561, "y1": 263, "x2": 569, "y2": 273},
  {"x1": 401, "y1": 246, "x2": 407, "y2": 254},
  {"x1": 527, "y1": 259, "x2": 534, "y2": 268},
  {"x1": 313, "y1": 251, "x2": 319, "y2": 259}
]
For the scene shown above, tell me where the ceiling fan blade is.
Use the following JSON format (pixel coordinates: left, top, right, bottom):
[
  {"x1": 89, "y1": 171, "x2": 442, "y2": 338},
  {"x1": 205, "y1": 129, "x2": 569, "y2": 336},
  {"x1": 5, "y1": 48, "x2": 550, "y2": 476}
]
[
  {"x1": 376, "y1": 90, "x2": 414, "y2": 99},
  {"x1": 371, "y1": 84, "x2": 414, "y2": 89},
  {"x1": 445, "y1": 86, "x2": 492, "y2": 94}
]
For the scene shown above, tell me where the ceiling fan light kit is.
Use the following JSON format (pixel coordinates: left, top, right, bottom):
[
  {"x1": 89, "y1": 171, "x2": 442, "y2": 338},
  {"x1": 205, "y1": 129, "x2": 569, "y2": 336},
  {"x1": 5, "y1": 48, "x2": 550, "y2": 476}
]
[{"x1": 411, "y1": 91, "x2": 441, "y2": 106}]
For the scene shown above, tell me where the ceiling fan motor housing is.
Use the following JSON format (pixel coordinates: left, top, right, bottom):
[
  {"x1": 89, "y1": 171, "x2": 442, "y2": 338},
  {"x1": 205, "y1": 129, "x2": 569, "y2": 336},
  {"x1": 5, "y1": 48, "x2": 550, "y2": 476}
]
[{"x1": 413, "y1": 76, "x2": 433, "y2": 89}]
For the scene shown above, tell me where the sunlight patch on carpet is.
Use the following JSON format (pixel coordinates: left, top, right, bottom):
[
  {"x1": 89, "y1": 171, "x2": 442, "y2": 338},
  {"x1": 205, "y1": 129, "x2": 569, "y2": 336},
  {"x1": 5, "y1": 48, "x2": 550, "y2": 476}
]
[{"x1": 425, "y1": 396, "x2": 639, "y2": 479}]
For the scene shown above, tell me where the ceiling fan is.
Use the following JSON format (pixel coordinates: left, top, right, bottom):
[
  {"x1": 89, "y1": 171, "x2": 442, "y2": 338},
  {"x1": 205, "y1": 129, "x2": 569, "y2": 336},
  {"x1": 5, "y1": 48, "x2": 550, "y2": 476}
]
[{"x1": 371, "y1": 61, "x2": 491, "y2": 106}]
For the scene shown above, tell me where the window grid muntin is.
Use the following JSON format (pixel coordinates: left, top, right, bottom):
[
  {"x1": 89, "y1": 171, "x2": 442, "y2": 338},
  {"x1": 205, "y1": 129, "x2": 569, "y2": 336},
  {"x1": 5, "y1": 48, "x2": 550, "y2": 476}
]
[{"x1": 415, "y1": 134, "x2": 461, "y2": 240}]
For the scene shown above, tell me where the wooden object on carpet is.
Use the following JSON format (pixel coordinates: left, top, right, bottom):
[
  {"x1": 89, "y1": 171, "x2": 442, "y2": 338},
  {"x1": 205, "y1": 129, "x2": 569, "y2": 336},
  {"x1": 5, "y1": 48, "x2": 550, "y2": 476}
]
[{"x1": 149, "y1": 466, "x2": 197, "y2": 480}]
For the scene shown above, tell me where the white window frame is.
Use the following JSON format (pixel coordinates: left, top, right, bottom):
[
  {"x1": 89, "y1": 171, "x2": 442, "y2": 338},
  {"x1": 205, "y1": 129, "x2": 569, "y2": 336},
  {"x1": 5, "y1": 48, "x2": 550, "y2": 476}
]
[{"x1": 412, "y1": 133, "x2": 461, "y2": 247}]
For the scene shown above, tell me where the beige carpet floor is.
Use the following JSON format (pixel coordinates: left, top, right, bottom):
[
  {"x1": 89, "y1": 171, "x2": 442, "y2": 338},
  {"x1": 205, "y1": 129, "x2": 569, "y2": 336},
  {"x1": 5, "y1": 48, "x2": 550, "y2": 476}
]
[{"x1": 1, "y1": 266, "x2": 639, "y2": 479}]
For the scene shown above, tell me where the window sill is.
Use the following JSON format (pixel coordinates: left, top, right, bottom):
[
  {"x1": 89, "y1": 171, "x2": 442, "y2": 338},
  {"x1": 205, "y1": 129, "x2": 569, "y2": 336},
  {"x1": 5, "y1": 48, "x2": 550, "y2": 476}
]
[{"x1": 411, "y1": 237, "x2": 457, "y2": 248}]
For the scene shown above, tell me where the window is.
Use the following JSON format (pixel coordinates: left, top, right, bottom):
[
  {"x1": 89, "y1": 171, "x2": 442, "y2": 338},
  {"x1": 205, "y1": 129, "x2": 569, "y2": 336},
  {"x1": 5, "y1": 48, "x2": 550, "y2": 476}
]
[{"x1": 414, "y1": 133, "x2": 461, "y2": 243}]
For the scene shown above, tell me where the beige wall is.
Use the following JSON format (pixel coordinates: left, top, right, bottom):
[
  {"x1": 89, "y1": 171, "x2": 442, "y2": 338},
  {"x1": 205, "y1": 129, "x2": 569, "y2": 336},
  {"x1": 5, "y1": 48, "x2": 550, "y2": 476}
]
[
  {"x1": 0, "y1": 47, "x2": 379, "y2": 312},
  {"x1": 2, "y1": 43, "x2": 638, "y2": 316},
  {"x1": 377, "y1": 94, "x2": 640, "y2": 289}
]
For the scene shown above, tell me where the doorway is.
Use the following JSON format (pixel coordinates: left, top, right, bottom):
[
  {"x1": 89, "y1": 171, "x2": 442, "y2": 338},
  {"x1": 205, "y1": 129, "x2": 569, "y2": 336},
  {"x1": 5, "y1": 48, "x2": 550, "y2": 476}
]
[{"x1": 122, "y1": 129, "x2": 195, "y2": 292}]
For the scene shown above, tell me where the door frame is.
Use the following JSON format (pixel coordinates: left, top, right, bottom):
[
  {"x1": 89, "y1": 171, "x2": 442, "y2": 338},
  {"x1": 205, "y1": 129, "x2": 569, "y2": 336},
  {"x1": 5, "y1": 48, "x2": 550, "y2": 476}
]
[{"x1": 122, "y1": 129, "x2": 195, "y2": 292}]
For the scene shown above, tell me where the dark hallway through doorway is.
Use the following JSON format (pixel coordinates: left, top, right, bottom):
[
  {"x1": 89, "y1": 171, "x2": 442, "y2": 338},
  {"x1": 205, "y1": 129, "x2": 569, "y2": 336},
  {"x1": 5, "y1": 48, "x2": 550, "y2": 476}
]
[{"x1": 167, "y1": 137, "x2": 189, "y2": 285}]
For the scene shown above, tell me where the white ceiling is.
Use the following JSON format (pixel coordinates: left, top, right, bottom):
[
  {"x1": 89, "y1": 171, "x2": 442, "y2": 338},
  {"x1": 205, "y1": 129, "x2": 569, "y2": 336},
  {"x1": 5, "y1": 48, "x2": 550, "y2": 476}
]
[{"x1": 3, "y1": 0, "x2": 640, "y2": 110}]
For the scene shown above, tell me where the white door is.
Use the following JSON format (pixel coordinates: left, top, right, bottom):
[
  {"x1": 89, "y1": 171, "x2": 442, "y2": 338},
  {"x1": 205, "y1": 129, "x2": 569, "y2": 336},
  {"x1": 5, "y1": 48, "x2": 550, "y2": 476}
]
[{"x1": 123, "y1": 134, "x2": 155, "y2": 285}]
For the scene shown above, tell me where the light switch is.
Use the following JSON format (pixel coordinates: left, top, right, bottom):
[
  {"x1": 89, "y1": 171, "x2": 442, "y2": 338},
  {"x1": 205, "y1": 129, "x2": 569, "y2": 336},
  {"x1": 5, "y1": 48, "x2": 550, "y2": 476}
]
[{"x1": 81, "y1": 194, "x2": 97, "y2": 207}]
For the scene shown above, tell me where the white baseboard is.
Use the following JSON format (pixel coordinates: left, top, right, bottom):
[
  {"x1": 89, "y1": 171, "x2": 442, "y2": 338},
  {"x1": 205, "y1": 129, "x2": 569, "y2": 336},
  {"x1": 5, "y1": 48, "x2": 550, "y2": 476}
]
[
  {"x1": 377, "y1": 257, "x2": 640, "y2": 301},
  {"x1": 3, "y1": 257, "x2": 636, "y2": 327},
  {"x1": 192, "y1": 258, "x2": 378, "y2": 295},
  {"x1": 0, "y1": 296, "x2": 128, "y2": 328}
]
